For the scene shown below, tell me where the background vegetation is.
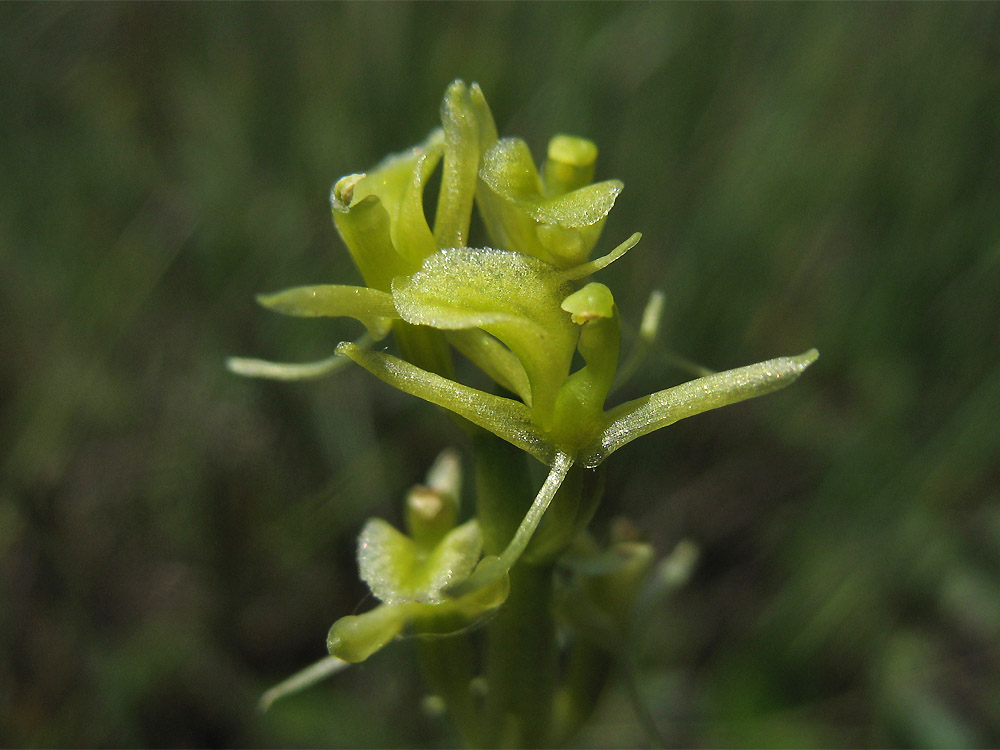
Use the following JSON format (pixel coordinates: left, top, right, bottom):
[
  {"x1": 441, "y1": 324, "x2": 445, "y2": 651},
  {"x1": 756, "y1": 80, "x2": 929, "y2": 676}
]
[{"x1": 2, "y1": 4, "x2": 998, "y2": 747}]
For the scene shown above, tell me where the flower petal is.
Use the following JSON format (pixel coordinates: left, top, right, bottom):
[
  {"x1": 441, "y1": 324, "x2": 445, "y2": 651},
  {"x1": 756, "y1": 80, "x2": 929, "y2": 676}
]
[
  {"x1": 256, "y1": 284, "x2": 397, "y2": 339},
  {"x1": 581, "y1": 349, "x2": 819, "y2": 468},
  {"x1": 477, "y1": 137, "x2": 623, "y2": 268}
]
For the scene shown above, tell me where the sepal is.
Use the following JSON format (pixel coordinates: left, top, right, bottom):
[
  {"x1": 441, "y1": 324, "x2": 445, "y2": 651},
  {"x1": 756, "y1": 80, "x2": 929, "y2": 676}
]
[
  {"x1": 256, "y1": 284, "x2": 396, "y2": 339},
  {"x1": 581, "y1": 348, "x2": 820, "y2": 468}
]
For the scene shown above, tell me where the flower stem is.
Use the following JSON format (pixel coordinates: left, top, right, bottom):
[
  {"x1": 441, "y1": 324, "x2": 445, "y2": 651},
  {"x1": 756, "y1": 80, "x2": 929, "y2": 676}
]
[
  {"x1": 484, "y1": 560, "x2": 558, "y2": 748},
  {"x1": 417, "y1": 634, "x2": 482, "y2": 748}
]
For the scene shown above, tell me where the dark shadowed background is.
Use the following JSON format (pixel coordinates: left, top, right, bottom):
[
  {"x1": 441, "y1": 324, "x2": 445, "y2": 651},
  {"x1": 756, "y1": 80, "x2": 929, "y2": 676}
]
[{"x1": 2, "y1": 3, "x2": 999, "y2": 747}]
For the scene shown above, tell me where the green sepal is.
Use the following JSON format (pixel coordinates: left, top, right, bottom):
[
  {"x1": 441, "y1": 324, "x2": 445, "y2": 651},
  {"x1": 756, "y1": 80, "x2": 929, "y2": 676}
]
[
  {"x1": 335, "y1": 342, "x2": 554, "y2": 465},
  {"x1": 256, "y1": 284, "x2": 397, "y2": 340},
  {"x1": 581, "y1": 349, "x2": 820, "y2": 468},
  {"x1": 392, "y1": 246, "x2": 577, "y2": 429}
]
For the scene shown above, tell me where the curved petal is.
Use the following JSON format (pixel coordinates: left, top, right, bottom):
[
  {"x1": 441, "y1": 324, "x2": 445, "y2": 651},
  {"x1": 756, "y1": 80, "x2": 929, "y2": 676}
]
[{"x1": 434, "y1": 80, "x2": 497, "y2": 248}]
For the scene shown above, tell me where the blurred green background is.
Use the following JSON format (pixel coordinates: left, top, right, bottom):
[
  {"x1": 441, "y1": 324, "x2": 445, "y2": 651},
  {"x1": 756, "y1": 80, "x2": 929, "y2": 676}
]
[{"x1": 2, "y1": 3, "x2": 999, "y2": 747}]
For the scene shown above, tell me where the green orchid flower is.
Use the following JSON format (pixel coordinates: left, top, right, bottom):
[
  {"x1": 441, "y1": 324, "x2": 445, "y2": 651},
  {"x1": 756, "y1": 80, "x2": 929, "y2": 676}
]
[
  {"x1": 327, "y1": 450, "x2": 508, "y2": 664},
  {"x1": 477, "y1": 133, "x2": 623, "y2": 269}
]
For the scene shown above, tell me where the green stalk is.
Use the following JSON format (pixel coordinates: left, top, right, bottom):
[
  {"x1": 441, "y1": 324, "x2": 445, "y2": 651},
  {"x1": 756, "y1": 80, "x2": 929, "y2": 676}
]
[
  {"x1": 472, "y1": 432, "x2": 560, "y2": 747},
  {"x1": 473, "y1": 431, "x2": 537, "y2": 557},
  {"x1": 553, "y1": 639, "x2": 612, "y2": 746},
  {"x1": 417, "y1": 634, "x2": 482, "y2": 748},
  {"x1": 483, "y1": 560, "x2": 558, "y2": 749}
]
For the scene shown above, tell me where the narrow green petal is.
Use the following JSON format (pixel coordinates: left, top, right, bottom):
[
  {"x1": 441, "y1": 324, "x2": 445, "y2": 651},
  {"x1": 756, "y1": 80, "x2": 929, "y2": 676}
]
[
  {"x1": 612, "y1": 289, "x2": 665, "y2": 390},
  {"x1": 561, "y1": 232, "x2": 641, "y2": 281},
  {"x1": 583, "y1": 349, "x2": 819, "y2": 468},
  {"x1": 256, "y1": 284, "x2": 396, "y2": 339},
  {"x1": 447, "y1": 329, "x2": 532, "y2": 404},
  {"x1": 447, "y1": 452, "x2": 574, "y2": 598},
  {"x1": 469, "y1": 82, "x2": 499, "y2": 152},
  {"x1": 336, "y1": 342, "x2": 554, "y2": 464},
  {"x1": 332, "y1": 191, "x2": 411, "y2": 291}
]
